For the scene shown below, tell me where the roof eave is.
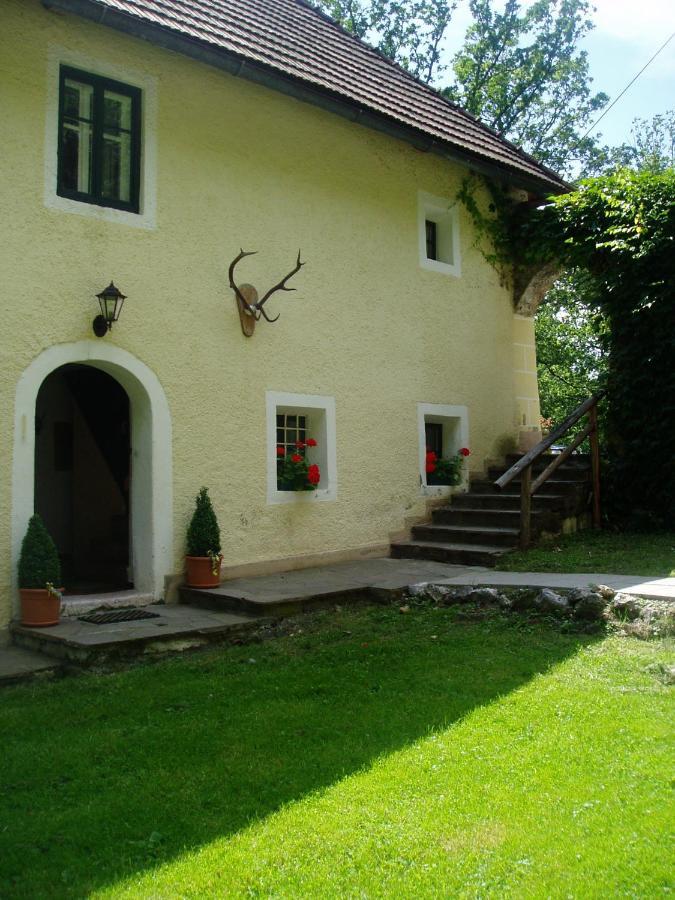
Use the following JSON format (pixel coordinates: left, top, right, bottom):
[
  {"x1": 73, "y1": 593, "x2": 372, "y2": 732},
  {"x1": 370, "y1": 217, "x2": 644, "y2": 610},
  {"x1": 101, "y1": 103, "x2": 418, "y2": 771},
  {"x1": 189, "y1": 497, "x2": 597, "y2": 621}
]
[{"x1": 42, "y1": 0, "x2": 569, "y2": 196}]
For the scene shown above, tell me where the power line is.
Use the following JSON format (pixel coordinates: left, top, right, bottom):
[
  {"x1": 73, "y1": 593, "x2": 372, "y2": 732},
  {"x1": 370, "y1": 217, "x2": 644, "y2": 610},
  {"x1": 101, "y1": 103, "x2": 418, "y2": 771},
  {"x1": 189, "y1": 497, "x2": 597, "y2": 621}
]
[{"x1": 578, "y1": 31, "x2": 675, "y2": 143}]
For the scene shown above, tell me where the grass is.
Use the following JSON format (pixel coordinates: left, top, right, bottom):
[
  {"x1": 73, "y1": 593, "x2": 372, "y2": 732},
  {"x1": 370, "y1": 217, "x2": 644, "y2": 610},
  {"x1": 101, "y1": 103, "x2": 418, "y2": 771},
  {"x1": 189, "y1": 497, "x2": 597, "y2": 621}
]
[
  {"x1": 500, "y1": 529, "x2": 675, "y2": 577},
  {"x1": 1, "y1": 604, "x2": 672, "y2": 898}
]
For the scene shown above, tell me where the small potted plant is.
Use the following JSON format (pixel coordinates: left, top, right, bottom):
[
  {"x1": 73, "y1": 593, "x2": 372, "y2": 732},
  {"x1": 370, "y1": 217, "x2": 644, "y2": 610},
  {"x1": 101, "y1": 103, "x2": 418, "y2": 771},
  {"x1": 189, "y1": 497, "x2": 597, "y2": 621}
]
[
  {"x1": 185, "y1": 487, "x2": 222, "y2": 588},
  {"x1": 18, "y1": 514, "x2": 62, "y2": 627},
  {"x1": 425, "y1": 447, "x2": 470, "y2": 486},
  {"x1": 277, "y1": 438, "x2": 321, "y2": 491}
]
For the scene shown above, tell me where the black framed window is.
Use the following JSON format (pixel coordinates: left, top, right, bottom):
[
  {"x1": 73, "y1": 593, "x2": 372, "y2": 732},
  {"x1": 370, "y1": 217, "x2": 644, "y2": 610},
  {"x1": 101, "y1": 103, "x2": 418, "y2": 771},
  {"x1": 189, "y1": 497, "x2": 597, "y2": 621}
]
[
  {"x1": 58, "y1": 66, "x2": 141, "y2": 213},
  {"x1": 425, "y1": 219, "x2": 437, "y2": 260}
]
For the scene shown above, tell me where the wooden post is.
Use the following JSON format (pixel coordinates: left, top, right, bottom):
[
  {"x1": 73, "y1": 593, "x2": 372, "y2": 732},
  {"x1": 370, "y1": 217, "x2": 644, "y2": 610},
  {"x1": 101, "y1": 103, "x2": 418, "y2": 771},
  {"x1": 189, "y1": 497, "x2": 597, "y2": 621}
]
[
  {"x1": 589, "y1": 404, "x2": 601, "y2": 529},
  {"x1": 520, "y1": 465, "x2": 532, "y2": 550}
]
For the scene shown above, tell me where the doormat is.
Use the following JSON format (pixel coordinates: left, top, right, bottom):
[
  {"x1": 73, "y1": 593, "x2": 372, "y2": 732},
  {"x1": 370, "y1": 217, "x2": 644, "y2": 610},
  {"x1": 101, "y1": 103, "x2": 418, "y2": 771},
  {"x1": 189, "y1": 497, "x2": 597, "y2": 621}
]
[{"x1": 78, "y1": 609, "x2": 161, "y2": 625}]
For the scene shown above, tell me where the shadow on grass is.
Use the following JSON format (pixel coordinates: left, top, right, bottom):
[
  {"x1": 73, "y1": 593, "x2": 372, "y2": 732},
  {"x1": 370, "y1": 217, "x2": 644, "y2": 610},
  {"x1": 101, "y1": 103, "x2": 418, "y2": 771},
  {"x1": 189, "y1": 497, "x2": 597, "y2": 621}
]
[{"x1": 0, "y1": 605, "x2": 598, "y2": 896}]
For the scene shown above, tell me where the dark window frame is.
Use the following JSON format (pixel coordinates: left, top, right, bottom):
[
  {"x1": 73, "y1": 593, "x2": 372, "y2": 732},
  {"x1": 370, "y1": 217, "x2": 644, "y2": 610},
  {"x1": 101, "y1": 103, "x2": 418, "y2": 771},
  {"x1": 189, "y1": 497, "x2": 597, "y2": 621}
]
[
  {"x1": 425, "y1": 422, "x2": 443, "y2": 457},
  {"x1": 425, "y1": 219, "x2": 437, "y2": 260},
  {"x1": 57, "y1": 65, "x2": 142, "y2": 213}
]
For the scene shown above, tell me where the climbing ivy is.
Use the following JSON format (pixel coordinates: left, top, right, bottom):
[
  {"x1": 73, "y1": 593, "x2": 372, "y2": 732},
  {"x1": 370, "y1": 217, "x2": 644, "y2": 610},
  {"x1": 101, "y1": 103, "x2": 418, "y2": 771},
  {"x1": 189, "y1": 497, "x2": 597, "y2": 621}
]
[{"x1": 456, "y1": 174, "x2": 518, "y2": 281}]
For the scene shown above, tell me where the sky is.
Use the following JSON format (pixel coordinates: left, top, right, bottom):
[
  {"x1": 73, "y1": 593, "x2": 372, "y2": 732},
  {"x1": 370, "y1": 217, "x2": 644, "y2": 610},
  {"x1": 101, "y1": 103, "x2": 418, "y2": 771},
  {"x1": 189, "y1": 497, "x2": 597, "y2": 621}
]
[{"x1": 443, "y1": 0, "x2": 675, "y2": 149}]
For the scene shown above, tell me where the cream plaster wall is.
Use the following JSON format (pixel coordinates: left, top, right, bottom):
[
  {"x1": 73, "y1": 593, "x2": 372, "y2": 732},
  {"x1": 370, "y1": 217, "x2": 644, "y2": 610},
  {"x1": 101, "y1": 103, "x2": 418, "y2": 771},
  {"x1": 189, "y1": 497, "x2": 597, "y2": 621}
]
[
  {"x1": 0, "y1": 0, "x2": 539, "y2": 626},
  {"x1": 512, "y1": 314, "x2": 542, "y2": 428}
]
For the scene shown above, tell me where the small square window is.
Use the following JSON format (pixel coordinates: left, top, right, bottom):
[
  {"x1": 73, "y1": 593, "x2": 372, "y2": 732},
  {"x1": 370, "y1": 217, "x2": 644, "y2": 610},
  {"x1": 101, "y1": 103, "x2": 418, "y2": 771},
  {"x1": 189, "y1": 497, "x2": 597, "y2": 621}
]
[
  {"x1": 418, "y1": 192, "x2": 461, "y2": 277},
  {"x1": 267, "y1": 392, "x2": 337, "y2": 504},
  {"x1": 418, "y1": 403, "x2": 469, "y2": 494},
  {"x1": 58, "y1": 66, "x2": 141, "y2": 213}
]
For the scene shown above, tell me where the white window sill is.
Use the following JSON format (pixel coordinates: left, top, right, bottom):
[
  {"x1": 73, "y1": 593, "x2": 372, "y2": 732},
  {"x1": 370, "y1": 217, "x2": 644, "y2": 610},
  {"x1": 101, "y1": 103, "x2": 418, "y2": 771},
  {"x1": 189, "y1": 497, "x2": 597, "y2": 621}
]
[{"x1": 268, "y1": 486, "x2": 335, "y2": 505}]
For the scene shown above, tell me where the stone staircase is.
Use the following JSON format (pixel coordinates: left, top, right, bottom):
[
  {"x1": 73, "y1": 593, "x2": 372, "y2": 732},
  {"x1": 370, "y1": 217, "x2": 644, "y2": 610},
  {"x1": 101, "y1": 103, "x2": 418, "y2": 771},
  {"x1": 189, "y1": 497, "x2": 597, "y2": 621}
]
[{"x1": 391, "y1": 453, "x2": 592, "y2": 567}]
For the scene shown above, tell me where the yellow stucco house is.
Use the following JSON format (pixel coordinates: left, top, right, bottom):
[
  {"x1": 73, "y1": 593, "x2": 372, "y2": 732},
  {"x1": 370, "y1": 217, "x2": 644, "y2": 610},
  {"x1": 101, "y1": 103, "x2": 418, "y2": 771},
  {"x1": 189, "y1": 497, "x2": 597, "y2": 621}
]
[{"x1": 0, "y1": 0, "x2": 567, "y2": 629}]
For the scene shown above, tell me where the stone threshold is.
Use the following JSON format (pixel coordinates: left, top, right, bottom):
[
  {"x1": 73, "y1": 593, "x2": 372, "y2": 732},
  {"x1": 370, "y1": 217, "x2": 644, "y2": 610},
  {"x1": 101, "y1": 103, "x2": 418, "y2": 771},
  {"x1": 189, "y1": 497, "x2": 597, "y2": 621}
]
[{"x1": 60, "y1": 589, "x2": 155, "y2": 618}]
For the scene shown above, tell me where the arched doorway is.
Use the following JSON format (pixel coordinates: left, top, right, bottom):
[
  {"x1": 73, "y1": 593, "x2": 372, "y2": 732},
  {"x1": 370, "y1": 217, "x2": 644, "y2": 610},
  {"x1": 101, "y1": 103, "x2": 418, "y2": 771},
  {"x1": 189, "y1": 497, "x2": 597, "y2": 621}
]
[
  {"x1": 35, "y1": 364, "x2": 132, "y2": 593},
  {"x1": 11, "y1": 341, "x2": 173, "y2": 612}
]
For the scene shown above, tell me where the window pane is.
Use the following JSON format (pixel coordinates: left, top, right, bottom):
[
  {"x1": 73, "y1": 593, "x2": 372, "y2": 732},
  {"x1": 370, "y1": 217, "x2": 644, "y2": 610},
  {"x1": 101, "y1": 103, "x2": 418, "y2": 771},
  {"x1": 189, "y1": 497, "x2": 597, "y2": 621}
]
[
  {"x1": 61, "y1": 120, "x2": 92, "y2": 193},
  {"x1": 104, "y1": 90, "x2": 132, "y2": 131},
  {"x1": 101, "y1": 130, "x2": 131, "y2": 202},
  {"x1": 425, "y1": 219, "x2": 437, "y2": 260},
  {"x1": 64, "y1": 79, "x2": 93, "y2": 120}
]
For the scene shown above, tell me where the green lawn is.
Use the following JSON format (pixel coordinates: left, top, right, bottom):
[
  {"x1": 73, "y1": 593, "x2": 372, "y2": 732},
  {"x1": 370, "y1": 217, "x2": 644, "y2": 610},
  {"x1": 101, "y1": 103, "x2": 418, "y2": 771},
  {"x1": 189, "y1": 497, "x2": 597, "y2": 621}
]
[
  {"x1": 1, "y1": 604, "x2": 672, "y2": 898},
  {"x1": 500, "y1": 529, "x2": 675, "y2": 576}
]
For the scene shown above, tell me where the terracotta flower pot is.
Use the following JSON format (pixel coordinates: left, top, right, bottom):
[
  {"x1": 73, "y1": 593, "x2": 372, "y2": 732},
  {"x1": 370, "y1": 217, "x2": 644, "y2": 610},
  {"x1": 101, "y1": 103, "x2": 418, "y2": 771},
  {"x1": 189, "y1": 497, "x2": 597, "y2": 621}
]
[
  {"x1": 185, "y1": 555, "x2": 222, "y2": 588},
  {"x1": 19, "y1": 588, "x2": 61, "y2": 627}
]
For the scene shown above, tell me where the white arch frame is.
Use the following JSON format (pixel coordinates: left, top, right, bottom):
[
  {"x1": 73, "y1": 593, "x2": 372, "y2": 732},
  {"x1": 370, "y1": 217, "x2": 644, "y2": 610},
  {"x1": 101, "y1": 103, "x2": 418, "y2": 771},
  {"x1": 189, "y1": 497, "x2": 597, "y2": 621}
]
[{"x1": 11, "y1": 341, "x2": 172, "y2": 613}]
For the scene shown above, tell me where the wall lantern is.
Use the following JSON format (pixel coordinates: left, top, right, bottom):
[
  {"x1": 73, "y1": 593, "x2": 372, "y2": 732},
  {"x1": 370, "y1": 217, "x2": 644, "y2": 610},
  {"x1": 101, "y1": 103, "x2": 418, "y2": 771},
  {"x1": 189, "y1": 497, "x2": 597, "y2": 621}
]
[{"x1": 93, "y1": 282, "x2": 126, "y2": 337}]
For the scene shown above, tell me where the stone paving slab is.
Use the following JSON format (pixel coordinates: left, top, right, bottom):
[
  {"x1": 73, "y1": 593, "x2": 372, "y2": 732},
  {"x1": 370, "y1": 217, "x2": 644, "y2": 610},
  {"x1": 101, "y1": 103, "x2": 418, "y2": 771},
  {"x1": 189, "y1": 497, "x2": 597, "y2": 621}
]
[
  {"x1": 0, "y1": 644, "x2": 63, "y2": 685},
  {"x1": 428, "y1": 568, "x2": 675, "y2": 601},
  {"x1": 190, "y1": 558, "x2": 469, "y2": 604},
  {"x1": 10, "y1": 604, "x2": 261, "y2": 665},
  {"x1": 12, "y1": 605, "x2": 255, "y2": 648}
]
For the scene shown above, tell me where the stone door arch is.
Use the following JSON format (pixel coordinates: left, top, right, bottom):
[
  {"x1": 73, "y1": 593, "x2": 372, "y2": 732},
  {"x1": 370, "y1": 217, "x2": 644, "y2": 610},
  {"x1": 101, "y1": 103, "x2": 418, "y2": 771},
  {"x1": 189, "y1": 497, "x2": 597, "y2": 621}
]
[{"x1": 11, "y1": 341, "x2": 172, "y2": 612}]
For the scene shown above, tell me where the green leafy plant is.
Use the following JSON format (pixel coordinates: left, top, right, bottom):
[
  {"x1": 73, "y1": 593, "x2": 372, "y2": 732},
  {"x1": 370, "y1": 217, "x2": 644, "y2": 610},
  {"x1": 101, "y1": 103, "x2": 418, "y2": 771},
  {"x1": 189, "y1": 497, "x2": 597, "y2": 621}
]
[
  {"x1": 426, "y1": 447, "x2": 470, "y2": 486},
  {"x1": 18, "y1": 514, "x2": 61, "y2": 590},
  {"x1": 277, "y1": 439, "x2": 321, "y2": 492},
  {"x1": 186, "y1": 488, "x2": 221, "y2": 569}
]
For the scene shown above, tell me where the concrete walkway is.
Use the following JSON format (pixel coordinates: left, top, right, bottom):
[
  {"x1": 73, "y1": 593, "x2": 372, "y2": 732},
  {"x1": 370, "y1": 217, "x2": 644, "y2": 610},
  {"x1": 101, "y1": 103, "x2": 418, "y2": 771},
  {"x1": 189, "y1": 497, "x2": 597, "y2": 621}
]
[
  {"x1": 426, "y1": 566, "x2": 675, "y2": 601},
  {"x1": 2, "y1": 558, "x2": 672, "y2": 684},
  {"x1": 187, "y1": 558, "x2": 675, "y2": 604}
]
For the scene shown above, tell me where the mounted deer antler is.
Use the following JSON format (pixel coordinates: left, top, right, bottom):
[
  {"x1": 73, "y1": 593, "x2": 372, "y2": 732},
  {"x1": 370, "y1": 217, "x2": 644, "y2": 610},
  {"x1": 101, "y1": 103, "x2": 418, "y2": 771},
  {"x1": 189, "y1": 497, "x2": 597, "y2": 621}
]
[{"x1": 228, "y1": 248, "x2": 306, "y2": 336}]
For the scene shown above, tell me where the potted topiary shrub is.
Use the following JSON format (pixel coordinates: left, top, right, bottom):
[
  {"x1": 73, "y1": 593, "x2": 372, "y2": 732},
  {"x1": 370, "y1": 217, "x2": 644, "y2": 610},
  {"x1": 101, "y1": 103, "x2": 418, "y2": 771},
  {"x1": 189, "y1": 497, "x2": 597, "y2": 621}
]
[
  {"x1": 185, "y1": 487, "x2": 222, "y2": 588},
  {"x1": 18, "y1": 514, "x2": 62, "y2": 626}
]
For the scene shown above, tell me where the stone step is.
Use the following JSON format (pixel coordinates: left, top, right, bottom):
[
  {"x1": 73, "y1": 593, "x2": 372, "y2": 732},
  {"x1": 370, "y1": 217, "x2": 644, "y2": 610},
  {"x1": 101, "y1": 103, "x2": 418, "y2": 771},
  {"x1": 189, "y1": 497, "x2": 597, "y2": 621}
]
[
  {"x1": 470, "y1": 478, "x2": 588, "y2": 496},
  {"x1": 431, "y1": 506, "x2": 556, "y2": 530},
  {"x1": 487, "y1": 465, "x2": 591, "y2": 484},
  {"x1": 10, "y1": 605, "x2": 262, "y2": 665},
  {"x1": 412, "y1": 523, "x2": 519, "y2": 548},
  {"x1": 180, "y1": 583, "x2": 370, "y2": 618},
  {"x1": 450, "y1": 491, "x2": 570, "y2": 510},
  {"x1": 390, "y1": 540, "x2": 507, "y2": 567},
  {"x1": 504, "y1": 453, "x2": 591, "y2": 472}
]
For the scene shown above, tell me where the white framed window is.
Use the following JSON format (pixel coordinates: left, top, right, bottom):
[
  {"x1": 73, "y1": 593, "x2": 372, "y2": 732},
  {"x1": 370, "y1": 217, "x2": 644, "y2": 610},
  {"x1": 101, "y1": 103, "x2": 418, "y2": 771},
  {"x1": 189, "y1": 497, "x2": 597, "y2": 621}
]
[
  {"x1": 266, "y1": 391, "x2": 337, "y2": 504},
  {"x1": 417, "y1": 403, "x2": 469, "y2": 495},
  {"x1": 418, "y1": 191, "x2": 461, "y2": 277},
  {"x1": 44, "y1": 47, "x2": 157, "y2": 229}
]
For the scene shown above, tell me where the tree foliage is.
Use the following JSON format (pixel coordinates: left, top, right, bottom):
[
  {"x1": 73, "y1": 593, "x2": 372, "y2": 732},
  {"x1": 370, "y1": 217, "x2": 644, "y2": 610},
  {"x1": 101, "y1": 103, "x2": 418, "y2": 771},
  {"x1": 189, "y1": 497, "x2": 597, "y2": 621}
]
[
  {"x1": 312, "y1": 0, "x2": 608, "y2": 175},
  {"x1": 446, "y1": 0, "x2": 607, "y2": 173},
  {"x1": 528, "y1": 169, "x2": 675, "y2": 527},
  {"x1": 313, "y1": 0, "x2": 457, "y2": 82},
  {"x1": 593, "y1": 110, "x2": 675, "y2": 176},
  {"x1": 535, "y1": 271, "x2": 606, "y2": 428}
]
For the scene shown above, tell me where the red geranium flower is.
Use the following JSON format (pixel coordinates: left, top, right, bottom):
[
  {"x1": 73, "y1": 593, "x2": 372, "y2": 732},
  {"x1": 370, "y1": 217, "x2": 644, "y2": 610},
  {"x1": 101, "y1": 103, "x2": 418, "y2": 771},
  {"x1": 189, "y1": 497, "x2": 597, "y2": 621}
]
[
  {"x1": 291, "y1": 453, "x2": 303, "y2": 463},
  {"x1": 426, "y1": 450, "x2": 437, "y2": 463},
  {"x1": 425, "y1": 461, "x2": 436, "y2": 473},
  {"x1": 459, "y1": 447, "x2": 471, "y2": 457},
  {"x1": 307, "y1": 464, "x2": 320, "y2": 485},
  {"x1": 305, "y1": 438, "x2": 317, "y2": 447},
  {"x1": 295, "y1": 440, "x2": 306, "y2": 449},
  {"x1": 276, "y1": 446, "x2": 286, "y2": 457}
]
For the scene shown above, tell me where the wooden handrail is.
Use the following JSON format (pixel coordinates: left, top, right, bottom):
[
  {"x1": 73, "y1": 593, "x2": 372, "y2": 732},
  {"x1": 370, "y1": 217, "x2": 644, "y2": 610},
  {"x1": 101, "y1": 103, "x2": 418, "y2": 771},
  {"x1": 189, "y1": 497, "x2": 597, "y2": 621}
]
[
  {"x1": 495, "y1": 390, "x2": 605, "y2": 491},
  {"x1": 494, "y1": 390, "x2": 605, "y2": 549}
]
